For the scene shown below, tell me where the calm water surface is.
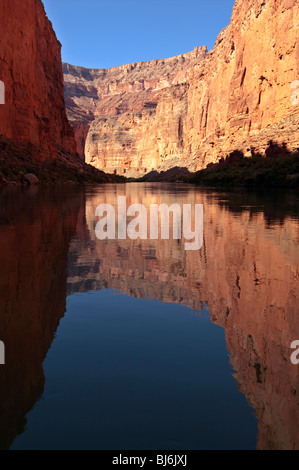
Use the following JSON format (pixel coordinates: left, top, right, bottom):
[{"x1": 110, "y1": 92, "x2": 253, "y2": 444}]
[{"x1": 0, "y1": 183, "x2": 298, "y2": 450}]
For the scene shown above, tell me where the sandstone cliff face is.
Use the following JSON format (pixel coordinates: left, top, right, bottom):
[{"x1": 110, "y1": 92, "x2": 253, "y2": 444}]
[
  {"x1": 186, "y1": 0, "x2": 299, "y2": 169},
  {"x1": 64, "y1": 0, "x2": 299, "y2": 177},
  {"x1": 63, "y1": 48, "x2": 208, "y2": 172},
  {"x1": 0, "y1": 0, "x2": 77, "y2": 161}
]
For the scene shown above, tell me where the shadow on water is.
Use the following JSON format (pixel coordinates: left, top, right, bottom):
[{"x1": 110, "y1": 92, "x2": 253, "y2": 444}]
[
  {"x1": 0, "y1": 186, "x2": 83, "y2": 449},
  {"x1": 0, "y1": 183, "x2": 298, "y2": 449}
]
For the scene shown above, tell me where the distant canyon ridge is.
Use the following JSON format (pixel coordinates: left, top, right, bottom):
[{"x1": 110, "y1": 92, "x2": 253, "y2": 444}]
[{"x1": 63, "y1": 0, "x2": 299, "y2": 178}]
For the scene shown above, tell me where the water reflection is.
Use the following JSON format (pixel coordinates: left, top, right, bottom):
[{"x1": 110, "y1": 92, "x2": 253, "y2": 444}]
[
  {"x1": 68, "y1": 184, "x2": 299, "y2": 450},
  {"x1": 0, "y1": 184, "x2": 298, "y2": 450},
  {"x1": 0, "y1": 187, "x2": 82, "y2": 449}
]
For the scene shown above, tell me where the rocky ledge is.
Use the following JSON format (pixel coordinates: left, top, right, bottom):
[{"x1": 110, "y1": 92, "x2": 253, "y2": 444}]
[{"x1": 0, "y1": 136, "x2": 123, "y2": 185}]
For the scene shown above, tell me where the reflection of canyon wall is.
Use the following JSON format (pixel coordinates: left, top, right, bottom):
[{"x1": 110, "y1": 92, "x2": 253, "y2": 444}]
[
  {"x1": 0, "y1": 0, "x2": 77, "y2": 160},
  {"x1": 67, "y1": 184, "x2": 299, "y2": 450},
  {"x1": 0, "y1": 188, "x2": 82, "y2": 449},
  {"x1": 64, "y1": 0, "x2": 299, "y2": 177}
]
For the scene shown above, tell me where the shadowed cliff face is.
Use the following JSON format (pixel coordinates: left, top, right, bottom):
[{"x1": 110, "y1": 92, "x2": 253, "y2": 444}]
[
  {"x1": 0, "y1": 187, "x2": 82, "y2": 449},
  {"x1": 67, "y1": 184, "x2": 299, "y2": 450},
  {"x1": 64, "y1": 0, "x2": 299, "y2": 177},
  {"x1": 0, "y1": 0, "x2": 77, "y2": 160}
]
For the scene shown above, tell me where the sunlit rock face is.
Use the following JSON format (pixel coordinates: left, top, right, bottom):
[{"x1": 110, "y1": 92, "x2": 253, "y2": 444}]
[
  {"x1": 63, "y1": 47, "x2": 208, "y2": 171},
  {"x1": 64, "y1": 0, "x2": 299, "y2": 177},
  {"x1": 0, "y1": 188, "x2": 82, "y2": 449},
  {"x1": 67, "y1": 185, "x2": 299, "y2": 449},
  {"x1": 0, "y1": 0, "x2": 77, "y2": 161},
  {"x1": 186, "y1": 0, "x2": 299, "y2": 169}
]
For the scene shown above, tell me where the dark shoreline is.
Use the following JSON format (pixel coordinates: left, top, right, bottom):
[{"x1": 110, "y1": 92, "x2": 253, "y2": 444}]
[
  {"x1": 2, "y1": 134, "x2": 298, "y2": 190},
  {"x1": 188, "y1": 153, "x2": 299, "y2": 189},
  {"x1": 0, "y1": 136, "x2": 125, "y2": 186},
  {"x1": 139, "y1": 146, "x2": 299, "y2": 190}
]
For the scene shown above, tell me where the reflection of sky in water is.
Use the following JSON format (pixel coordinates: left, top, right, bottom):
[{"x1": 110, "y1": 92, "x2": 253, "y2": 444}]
[
  {"x1": 1, "y1": 184, "x2": 299, "y2": 450},
  {"x1": 11, "y1": 290, "x2": 257, "y2": 450}
]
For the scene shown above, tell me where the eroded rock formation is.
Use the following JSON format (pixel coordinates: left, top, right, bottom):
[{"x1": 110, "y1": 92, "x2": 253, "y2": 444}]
[
  {"x1": 0, "y1": 0, "x2": 77, "y2": 160},
  {"x1": 63, "y1": 47, "x2": 207, "y2": 166},
  {"x1": 64, "y1": 0, "x2": 299, "y2": 177}
]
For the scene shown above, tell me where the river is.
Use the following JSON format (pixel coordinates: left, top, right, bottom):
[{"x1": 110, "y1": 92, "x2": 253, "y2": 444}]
[{"x1": 0, "y1": 183, "x2": 298, "y2": 450}]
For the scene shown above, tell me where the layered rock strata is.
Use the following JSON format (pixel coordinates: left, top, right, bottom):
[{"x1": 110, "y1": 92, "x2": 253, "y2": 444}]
[
  {"x1": 0, "y1": 0, "x2": 77, "y2": 160},
  {"x1": 63, "y1": 47, "x2": 207, "y2": 166},
  {"x1": 64, "y1": 0, "x2": 299, "y2": 177}
]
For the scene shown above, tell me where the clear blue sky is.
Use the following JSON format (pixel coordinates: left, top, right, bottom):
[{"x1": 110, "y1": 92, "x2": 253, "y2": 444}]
[{"x1": 43, "y1": 0, "x2": 236, "y2": 69}]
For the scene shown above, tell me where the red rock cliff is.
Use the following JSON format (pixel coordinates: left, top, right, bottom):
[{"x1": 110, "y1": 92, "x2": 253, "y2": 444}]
[
  {"x1": 64, "y1": 0, "x2": 299, "y2": 177},
  {"x1": 186, "y1": 0, "x2": 299, "y2": 169},
  {"x1": 63, "y1": 47, "x2": 207, "y2": 164},
  {"x1": 0, "y1": 0, "x2": 77, "y2": 161}
]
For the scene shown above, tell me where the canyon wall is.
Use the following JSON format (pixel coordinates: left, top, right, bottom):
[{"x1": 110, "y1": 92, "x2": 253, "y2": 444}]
[
  {"x1": 185, "y1": 0, "x2": 299, "y2": 169},
  {"x1": 63, "y1": 47, "x2": 207, "y2": 165},
  {"x1": 64, "y1": 0, "x2": 299, "y2": 177},
  {"x1": 0, "y1": 0, "x2": 77, "y2": 161}
]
